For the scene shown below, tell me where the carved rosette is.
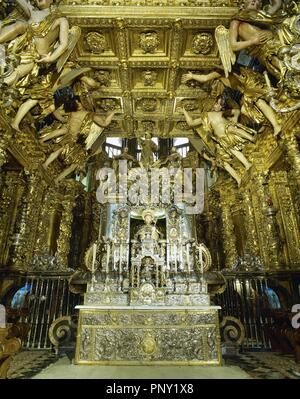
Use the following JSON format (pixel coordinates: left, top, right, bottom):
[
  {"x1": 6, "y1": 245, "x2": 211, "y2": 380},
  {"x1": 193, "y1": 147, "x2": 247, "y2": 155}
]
[
  {"x1": 192, "y1": 32, "x2": 214, "y2": 55},
  {"x1": 139, "y1": 31, "x2": 160, "y2": 54},
  {"x1": 86, "y1": 32, "x2": 107, "y2": 53},
  {"x1": 142, "y1": 70, "x2": 157, "y2": 87},
  {"x1": 136, "y1": 98, "x2": 157, "y2": 112}
]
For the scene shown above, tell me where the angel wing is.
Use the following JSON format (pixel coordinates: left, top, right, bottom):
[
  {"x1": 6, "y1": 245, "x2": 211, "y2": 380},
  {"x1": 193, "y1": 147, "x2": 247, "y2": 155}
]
[
  {"x1": 85, "y1": 123, "x2": 105, "y2": 151},
  {"x1": 56, "y1": 26, "x2": 81, "y2": 73},
  {"x1": 215, "y1": 25, "x2": 236, "y2": 78}
]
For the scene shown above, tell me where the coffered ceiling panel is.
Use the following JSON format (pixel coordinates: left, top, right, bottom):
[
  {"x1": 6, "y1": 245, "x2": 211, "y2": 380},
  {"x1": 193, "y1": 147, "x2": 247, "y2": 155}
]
[{"x1": 61, "y1": 4, "x2": 237, "y2": 138}]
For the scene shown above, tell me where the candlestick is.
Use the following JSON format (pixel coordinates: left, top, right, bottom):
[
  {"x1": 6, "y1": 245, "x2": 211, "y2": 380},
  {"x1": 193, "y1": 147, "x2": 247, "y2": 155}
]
[
  {"x1": 119, "y1": 243, "x2": 123, "y2": 274},
  {"x1": 199, "y1": 245, "x2": 204, "y2": 275},
  {"x1": 92, "y1": 242, "x2": 97, "y2": 274},
  {"x1": 112, "y1": 241, "x2": 116, "y2": 271},
  {"x1": 174, "y1": 243, "x2": 177, "y2": 274},
  {"x1": 263, "y1": 71, "x2": 272, "y2": 90},
  {"x1": 186, "y1": 242, "x2": 190, "y2": 273},
  {"x1": 106, "y1": 241, "x2": 110, "y2": 273}
]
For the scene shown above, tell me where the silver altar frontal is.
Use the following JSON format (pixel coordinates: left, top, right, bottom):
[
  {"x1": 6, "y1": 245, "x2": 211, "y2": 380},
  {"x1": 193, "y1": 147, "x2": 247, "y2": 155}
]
[{"x1": 75, "y1": 205, "x2": 222, "y2": 365}]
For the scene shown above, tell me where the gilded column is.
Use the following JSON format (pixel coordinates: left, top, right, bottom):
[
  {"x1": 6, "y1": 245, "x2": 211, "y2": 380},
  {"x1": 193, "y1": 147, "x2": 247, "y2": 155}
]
[
  {"x1": 282, "y1": 128, "x2": 300, "y2": 186},
  {"x1": 56, "y1": 181, "x2": 78, "y2": 270},
  {"x1": 249, "y1": 170, "x2": 282, "y2": 270},
  {"x1": 0, "y1": 171, "x2": 25, "y2": 268},
  {"x1": 219, "y1": 185, "x2": 238, "y2": 269},
  {"x1": 8, "y1": 173, "x2": 28, "y2": 272},
  {"x1": 241, "y1": 188, "x2": 260, "y2": 256},
  {"x1": 33, "y1": 186, "x2": 59, "y2": 258},
  {"x1": 10, "y1": 172, "x2": 47, "y2": 272},
  {"x1": 0, "y1": 120, "x2": 11, "y2": 168},
  {"x1": 269, "y1": 171, "x2": 300, "y2": 268}
]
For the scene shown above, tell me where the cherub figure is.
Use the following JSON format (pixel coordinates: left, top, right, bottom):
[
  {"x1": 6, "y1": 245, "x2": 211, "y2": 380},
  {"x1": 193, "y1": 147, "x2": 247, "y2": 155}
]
[
  {"x1": 179, "y1": 98, "x2": 255, "y2": 183},
  {"x1": 2, "y1": 0, "x2": 79, "y2": 87},
  {"x1": 182, "y1": 68, "x2": 282, "y2": 135},
  {"x1": 40, "y1": 101, "x2": 116, "y2": 183},
  {"x1": 10, "y1": 66, "x2": 99, "y2": 131},
  {"x1": 215, "y1": 0, "x2": 285, "y2": 80}
]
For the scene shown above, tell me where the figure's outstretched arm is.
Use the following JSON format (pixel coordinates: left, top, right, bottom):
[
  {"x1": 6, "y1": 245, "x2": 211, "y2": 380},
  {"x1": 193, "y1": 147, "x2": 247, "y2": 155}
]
[
  {"x1": 93, "y1": 110, "x2": 117, "y2": 127},
  {"x1": 80, "y1": 75, "x2": 100, "y2": 89},
  {"x1": 182, "y1": 71, "x2": 222, "y2": 85},
  {"x1": 182, "y1": 108, "x2": 203, "y2": 127}
]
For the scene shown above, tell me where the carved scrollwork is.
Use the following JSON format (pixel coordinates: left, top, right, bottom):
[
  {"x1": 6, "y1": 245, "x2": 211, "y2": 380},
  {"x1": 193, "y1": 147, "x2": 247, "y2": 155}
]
[
  {"x1": 220, "y1": 316, "x2": 245, "y2": 346},
  {"x1": 176, "y1": 121, "x2": 192, "y2": 131},
  {"x1": 48, "y1": 316, "x2": 77, "y2": 350},
  {"x1": 195, "y1": 243, "x2": 212, "y2": 273}
]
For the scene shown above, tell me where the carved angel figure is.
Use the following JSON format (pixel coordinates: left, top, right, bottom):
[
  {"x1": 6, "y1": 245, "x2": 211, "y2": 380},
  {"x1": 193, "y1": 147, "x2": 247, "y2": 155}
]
[
  {"x1": 40, "y1": 101, "x2": 116, "y2": 183},
  {"x1": 182, "y1": 68, "x2": 282, "y2": 136},
  {"x1": 138, "y1": 133, "x2": 158, "y2": 168},
  {"x1": 215, "y1": 0, "x2": 285, "y2": 80},
  {"x1": 1, "y1": 0, "x2": 80, "y2": 87},
  {"x1": 179, "y1": 100, "x2": 256, "y2": 185},
  {"x1": 10, "y1": 66, "x2": 99, "y2": 131}
]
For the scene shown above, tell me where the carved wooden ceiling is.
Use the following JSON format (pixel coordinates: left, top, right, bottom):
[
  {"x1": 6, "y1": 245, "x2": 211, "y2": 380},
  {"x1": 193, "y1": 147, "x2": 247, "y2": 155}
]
[{"x1": 61, "y1": 3, "x2": 238, "y2": 139}]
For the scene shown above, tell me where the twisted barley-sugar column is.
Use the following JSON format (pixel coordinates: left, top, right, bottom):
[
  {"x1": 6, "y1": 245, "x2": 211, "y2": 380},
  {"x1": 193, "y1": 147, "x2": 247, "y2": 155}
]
[
  {"x1": 250, "y1": 171, "x2": 281, "y2": 271},
  {"x1": 0, "y1": 172, "x2": 25, "y2": 268},
  {"x1": 17, "y1": 173, "x2": 49, "y2": 270},
  {"x1": 56, "y1": 181, "x2": 78, "y2": 270},
  {"x1": 268, "y1": 171, "x2": 300, "y2": 269},
  {"x1": 10, "y1": 172, "x2": 48, "y2": 272},
  {"x1": 219, "y1": 188, "x2": 238, "y2": 269},
  {"x1": 281, "y1": 129, "x2": 300, "y2": 188},
  {"x1": 8, "y1": 173, "x2": 29, "y2": 272}
]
